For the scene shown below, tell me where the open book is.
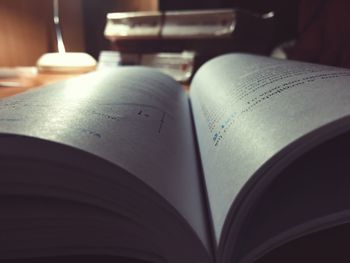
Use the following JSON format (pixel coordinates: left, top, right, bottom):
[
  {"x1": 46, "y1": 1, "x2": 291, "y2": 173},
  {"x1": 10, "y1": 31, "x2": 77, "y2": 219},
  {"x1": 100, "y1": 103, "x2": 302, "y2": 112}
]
[{"x1": 1, "y1": 54, "x2": 350, "y2": 263}]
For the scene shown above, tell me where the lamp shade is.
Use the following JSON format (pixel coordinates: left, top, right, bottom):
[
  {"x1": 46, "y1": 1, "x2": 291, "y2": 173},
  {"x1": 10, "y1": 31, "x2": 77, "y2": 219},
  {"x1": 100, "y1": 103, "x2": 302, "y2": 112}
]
[{"x1": 36, "y1": 0, "x2": 96, "y2": 73}]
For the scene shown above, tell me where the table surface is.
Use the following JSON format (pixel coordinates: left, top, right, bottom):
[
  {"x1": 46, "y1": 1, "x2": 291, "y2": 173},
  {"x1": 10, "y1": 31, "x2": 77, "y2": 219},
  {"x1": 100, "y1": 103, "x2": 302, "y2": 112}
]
[{"x1": 0, "y1": 68, "x2": 82, "y2": 99}]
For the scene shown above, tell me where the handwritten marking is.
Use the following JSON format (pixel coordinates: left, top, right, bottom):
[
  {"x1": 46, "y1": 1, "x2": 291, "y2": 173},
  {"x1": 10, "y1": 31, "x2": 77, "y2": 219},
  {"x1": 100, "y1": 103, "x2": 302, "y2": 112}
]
[{"x1": 158, "y1": 112, "x2": 166, "y2": 133}]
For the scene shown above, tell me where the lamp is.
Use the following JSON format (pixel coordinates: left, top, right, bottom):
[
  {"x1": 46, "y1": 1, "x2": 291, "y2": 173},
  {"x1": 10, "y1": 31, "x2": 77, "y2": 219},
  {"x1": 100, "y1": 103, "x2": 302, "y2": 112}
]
[{"x1": 36, "y1": 0, "x2": 96, "y2": 73}]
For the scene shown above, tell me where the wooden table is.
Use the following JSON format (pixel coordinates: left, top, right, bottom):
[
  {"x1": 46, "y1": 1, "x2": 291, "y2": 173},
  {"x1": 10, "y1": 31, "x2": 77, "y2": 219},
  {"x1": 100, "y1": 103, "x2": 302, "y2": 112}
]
[{"x1": 0, "y1": 68, "x2": 83, "y2": 99}]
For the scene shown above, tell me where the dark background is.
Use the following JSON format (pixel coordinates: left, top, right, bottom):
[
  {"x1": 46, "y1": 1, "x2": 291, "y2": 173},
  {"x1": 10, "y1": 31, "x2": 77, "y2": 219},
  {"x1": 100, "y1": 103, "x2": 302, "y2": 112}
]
[{"x1": 83, "y1": 0, "x2": 298, "y2": 59}]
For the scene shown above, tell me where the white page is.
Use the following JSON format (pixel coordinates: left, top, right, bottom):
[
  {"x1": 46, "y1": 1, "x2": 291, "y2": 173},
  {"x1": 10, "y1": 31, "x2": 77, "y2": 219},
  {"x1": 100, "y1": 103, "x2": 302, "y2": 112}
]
[
  {"x1": 0, "y1": 68, "x2": 211, "y2": 258},
  {"x1": 190, "y1": 54, "x2": 350, "y2": 261}
]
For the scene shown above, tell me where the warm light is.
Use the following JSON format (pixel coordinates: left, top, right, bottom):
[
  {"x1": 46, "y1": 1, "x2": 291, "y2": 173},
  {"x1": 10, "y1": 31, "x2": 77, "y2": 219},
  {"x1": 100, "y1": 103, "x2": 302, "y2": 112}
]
[
  {"x1": 37, "y1": 52, "x2": 96, "y2": 73},
  {"x1": 36, "y1": 0, "x2": 96, "y2": 74}
]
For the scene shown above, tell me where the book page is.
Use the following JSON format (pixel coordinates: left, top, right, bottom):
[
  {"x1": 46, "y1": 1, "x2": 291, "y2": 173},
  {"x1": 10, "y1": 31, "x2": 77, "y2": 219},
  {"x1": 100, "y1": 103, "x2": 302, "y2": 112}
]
[
  {"x1": 0, "y1": 68, "x2": 211, "y2": 260},
  {"x1": 189, "y1": 54, "x2": 350, "y2": 259},
  {"x1": 232, "y1": 131, "x2": 350, "y2": 263}
]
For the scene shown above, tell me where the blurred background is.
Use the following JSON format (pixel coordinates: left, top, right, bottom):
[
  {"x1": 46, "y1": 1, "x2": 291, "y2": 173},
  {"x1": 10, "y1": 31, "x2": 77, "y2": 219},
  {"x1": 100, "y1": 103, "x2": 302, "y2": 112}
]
[
  {"x1": 1, "y1": 0, "x2": 349, "y2": 68},
  {"x1": 0, "y1": 0, "x2": 298, "y2": 67}
]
